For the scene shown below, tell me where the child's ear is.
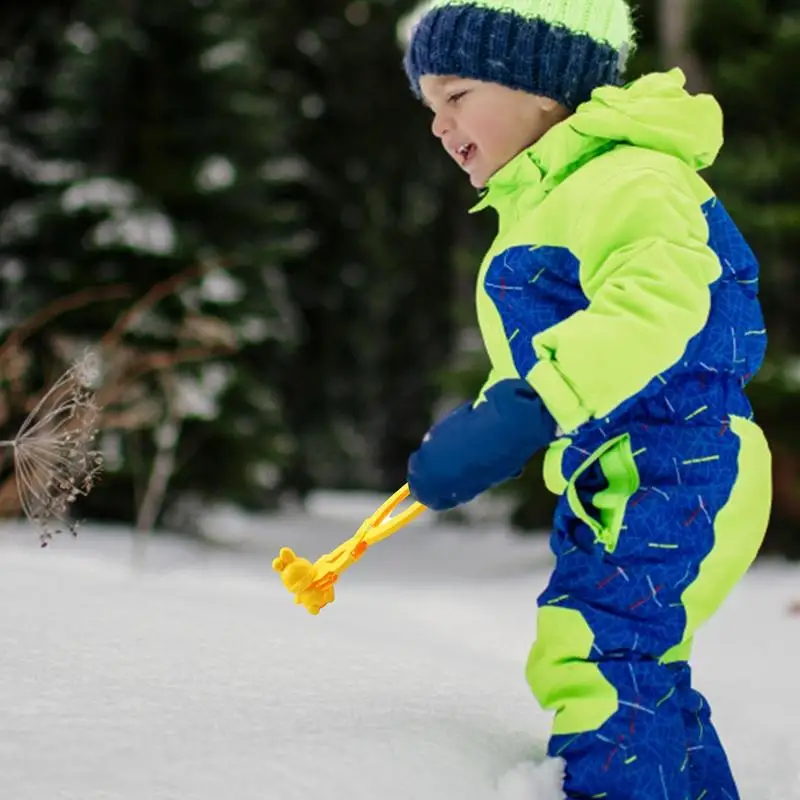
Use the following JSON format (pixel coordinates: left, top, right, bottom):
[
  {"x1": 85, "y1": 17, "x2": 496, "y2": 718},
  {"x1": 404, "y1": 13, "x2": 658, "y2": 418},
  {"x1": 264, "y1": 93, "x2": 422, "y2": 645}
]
[
  {"x1": 536, "y1": 95, "x2": 571, "y2": 122},
  {"x1": 537, "y1": 95, "x2": 562, "y2": 113}
]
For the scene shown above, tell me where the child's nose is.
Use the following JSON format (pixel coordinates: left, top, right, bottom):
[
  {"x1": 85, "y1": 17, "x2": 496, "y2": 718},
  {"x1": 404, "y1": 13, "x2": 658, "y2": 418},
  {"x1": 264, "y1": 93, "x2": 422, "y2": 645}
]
[{"x1": 430, "y1": 112, "x2": 451, "y2": 139}]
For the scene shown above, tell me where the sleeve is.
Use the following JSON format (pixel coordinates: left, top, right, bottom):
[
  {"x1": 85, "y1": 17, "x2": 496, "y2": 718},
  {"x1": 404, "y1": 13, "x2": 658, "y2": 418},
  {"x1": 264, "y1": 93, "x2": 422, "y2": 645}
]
[{"x1": 526, "y1": 166, "x2": 722, "y2": 435}]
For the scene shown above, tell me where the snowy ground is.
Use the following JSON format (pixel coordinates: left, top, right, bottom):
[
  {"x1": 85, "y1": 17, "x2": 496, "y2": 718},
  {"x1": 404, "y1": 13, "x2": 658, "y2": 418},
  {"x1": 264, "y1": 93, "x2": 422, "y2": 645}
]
[{"x1": 1, "y1": 498, "x2": 799, "y2": 800}]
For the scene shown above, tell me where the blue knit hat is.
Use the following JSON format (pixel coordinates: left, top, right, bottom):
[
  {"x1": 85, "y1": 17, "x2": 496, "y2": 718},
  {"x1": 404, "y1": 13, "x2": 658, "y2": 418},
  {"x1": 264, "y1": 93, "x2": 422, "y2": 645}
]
[{"x1": 403, "y1": 0, "x2": 636, "y2": 111}]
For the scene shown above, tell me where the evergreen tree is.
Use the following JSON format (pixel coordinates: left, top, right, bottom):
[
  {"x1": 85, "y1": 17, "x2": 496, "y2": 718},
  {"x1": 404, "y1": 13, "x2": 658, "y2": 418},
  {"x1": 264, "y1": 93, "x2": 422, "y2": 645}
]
[
  {"x1": 1, "y1": 0, "x2": 295, "y2": 527},
  {"x1": 265, "y1": 0, "x2": 472, "y2": 495},
  {"x1": 692, "y1": 0, "x2": 800, "y2": 555}
]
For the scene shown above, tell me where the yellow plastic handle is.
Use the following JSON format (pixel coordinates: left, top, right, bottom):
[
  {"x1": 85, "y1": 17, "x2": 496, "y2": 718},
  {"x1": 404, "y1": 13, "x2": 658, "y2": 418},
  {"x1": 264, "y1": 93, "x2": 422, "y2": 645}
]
[{"x1": 360, "y1": 484, "x2": 426, "y2": 545}]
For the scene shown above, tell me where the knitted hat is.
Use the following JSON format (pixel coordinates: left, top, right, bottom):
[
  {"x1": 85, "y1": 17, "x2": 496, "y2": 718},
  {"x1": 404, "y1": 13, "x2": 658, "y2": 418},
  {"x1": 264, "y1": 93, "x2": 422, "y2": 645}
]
[{"x1": 403, "y1": 0, "x2": 636, "y2": 111}]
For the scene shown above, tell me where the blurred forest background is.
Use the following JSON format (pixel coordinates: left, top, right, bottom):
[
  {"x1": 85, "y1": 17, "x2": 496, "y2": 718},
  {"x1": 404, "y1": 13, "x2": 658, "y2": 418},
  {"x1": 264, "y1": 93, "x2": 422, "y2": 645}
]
[{"x1": 1, "y1": 0, "x2": 798, "y2": 555}]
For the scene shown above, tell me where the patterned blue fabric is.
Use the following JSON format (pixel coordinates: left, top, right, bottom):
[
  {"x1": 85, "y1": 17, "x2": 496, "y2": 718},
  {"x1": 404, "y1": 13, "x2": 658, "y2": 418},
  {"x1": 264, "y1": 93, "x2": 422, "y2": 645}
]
[
  {"x1": 485, "y1": 196, "x2": 766, "y2": 471},
  {"x1": 403, "y1": 5, "x2": 624, "y2": 111},
  {"x1": 484, "y1": 245, "x2": 587, "y2": 377},
  {"x1": 543, "y1": 422, "x2": 741, "y2": 798},
  {"x1": 668, "y1": 661, "x2": 740, "y2": 799},
  {"x1": 485, "y1": 198, "x2": 762, "y2": 798}
]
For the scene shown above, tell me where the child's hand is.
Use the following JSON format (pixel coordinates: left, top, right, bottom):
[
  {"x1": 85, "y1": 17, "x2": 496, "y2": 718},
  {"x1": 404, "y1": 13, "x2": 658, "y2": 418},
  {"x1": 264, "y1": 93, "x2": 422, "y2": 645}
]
[{"x1": 407, "y1": 378, "x2": 557, "y2": 510}]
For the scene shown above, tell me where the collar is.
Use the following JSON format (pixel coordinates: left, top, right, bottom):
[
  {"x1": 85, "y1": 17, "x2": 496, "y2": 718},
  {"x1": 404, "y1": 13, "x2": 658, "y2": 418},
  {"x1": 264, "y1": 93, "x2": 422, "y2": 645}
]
[
  {"x1": 468, "y1": 147, "x2": 545, "y2": 213},
  {"x1": 469, "y1": 114, "x2": 612, "y2": 214}
]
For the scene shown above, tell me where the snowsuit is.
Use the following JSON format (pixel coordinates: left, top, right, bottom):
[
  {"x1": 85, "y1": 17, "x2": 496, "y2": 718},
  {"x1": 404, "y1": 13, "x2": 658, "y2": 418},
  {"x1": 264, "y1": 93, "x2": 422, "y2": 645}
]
[{"x1": 471, "y1": 70, "x2": 772, "y2": 799}]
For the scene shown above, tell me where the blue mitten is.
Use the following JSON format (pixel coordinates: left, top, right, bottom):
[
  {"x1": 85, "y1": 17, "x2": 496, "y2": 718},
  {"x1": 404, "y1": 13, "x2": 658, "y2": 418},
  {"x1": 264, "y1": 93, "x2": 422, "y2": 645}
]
[{"x1": 407, "y1": 378, "x2": 557, "y2": 510}]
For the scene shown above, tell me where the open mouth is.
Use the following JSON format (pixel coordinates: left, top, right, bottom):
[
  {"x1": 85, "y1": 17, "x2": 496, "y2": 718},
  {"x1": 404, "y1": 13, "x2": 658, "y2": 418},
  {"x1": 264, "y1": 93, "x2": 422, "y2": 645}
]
[{"x1": 454, "y1": 142, "x2": 476, "y2": 168}]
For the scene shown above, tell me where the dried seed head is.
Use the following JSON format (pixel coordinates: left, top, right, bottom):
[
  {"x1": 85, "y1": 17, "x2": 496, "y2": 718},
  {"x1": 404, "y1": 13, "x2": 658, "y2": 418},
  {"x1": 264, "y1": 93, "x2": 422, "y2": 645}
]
[{"x1": 3, "y1": 351, "x2": 104, "y2": 545}]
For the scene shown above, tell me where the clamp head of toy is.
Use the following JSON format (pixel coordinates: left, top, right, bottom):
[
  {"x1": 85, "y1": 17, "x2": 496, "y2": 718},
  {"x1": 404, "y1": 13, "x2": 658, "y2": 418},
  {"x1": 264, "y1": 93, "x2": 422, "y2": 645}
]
[{"x1": 272, "y1": 547, "x2": 336, "y2": 615}]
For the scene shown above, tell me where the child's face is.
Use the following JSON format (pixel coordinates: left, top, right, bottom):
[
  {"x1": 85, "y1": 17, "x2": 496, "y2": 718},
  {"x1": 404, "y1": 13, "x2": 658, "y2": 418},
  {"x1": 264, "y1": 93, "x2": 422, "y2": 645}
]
[{"x1": 419, "y1": 75, "x2": 568, "y2": 188}]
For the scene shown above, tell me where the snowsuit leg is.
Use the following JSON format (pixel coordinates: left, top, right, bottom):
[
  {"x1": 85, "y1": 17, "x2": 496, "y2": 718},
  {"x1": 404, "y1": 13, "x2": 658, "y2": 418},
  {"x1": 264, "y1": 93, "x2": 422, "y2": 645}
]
[
  {"x1": 525, "y1": 416, "x2": 770, "y2": 799},
  {"x1": 667, "y1": 660, "x2": 740, "y2": 800}
]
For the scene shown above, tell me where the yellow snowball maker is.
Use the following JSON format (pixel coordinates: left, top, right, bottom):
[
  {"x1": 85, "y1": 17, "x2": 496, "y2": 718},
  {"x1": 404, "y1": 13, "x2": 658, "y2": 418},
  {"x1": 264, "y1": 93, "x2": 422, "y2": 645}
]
[{"x1": 272, "y1": 485, "x2": 426, "y2": 614}]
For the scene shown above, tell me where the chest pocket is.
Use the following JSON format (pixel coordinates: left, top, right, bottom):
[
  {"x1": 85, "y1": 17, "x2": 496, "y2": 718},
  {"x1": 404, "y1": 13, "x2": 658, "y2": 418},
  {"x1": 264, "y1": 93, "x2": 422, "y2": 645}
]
[{"x1": 544, "y1": 433, "x2": 641, "y2": 554}]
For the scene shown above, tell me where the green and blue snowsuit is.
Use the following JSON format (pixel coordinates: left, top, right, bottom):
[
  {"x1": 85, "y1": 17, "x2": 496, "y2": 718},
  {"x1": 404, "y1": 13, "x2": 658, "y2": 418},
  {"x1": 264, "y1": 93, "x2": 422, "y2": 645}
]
[{"x1": 471, "y1": 69, "x2": 772, "y2": 799}]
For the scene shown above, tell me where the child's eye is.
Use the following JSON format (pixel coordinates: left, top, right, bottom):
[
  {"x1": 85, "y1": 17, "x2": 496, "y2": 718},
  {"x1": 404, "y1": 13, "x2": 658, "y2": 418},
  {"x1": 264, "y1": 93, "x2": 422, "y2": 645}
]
[{"x1": 447, "y1": 90, "x2": 468, "y2": 105}]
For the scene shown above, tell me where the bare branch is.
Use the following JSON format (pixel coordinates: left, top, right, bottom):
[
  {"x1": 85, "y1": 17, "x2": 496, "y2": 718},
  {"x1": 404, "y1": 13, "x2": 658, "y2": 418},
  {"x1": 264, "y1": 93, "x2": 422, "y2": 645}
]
[
  {"x1": 99, "y1": 402, "x2": 162, "y2": 432},
  {"x1": 101, "y1": 261, "x2": 228, "y2": 349},
  {"x1": 136, "y1": 371, "x2": 182, "y2": 534},
  {"x1": 96, "y1": 344, "x2": 237, "y2": 410},
  {"x1": 0, "y1": 284, "x2": 132, "y2": 362}
]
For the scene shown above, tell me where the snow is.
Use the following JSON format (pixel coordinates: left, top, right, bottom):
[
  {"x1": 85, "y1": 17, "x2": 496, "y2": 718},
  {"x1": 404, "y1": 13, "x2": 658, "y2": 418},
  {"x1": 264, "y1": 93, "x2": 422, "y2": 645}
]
[
  {"x1": 295, "y1": 30, "x2": 323, "y2": 59},
  {"x1": 0, "y1": 258, "x2": 25, "y2": 284},
  {"x1": 60, "y1": 178, "x2": 177, "y2": 256},
  {"x1": 1, "y1": 502, "x2": 799, "y2": 800},
  {"x1": 195, "y1": 156, "x2": 237, "y2": 192},
  {"x1": 0, "y1": 200, "x2": 42, "y2": 244},
  {"x1": 237, "y1": 315, "x2": 270, "y2": 343},
  {"x1": 300, "y1": 94, "x2": 326, "y2": 119},
  {"x1": 61, "y1": 178, "x2": 136, "y2": 213},
  {"x1": 783, "y1": 357, "x2": 800, "y2": 389},
  {"x1": 0, "y1": 133, "x2": 83, "y2": 185},
  {"x1": 173, "y1": 362, "x2": 234, "y2": 420},
  {"x1": 199, "y1": 269, "x2": 244, "y2": 304},
  {"x1": 91, "y1": 210, "x2": 176, "y2": 255},
  {"x1": 259, "y1": 156, "x2": 309, "y2": 184},
  {"x1": 199, "y1": 40, "x2": 249, "y2": 72},
  {"x1": 64, "y1": 22, "x2": 98, "y2": 55}
]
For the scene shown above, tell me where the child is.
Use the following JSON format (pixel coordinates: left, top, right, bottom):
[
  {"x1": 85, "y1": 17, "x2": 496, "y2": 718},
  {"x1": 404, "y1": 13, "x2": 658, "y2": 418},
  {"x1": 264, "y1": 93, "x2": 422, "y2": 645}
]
[{"x1": 402, "y1": 1, "x2": 772, "y2": 798}]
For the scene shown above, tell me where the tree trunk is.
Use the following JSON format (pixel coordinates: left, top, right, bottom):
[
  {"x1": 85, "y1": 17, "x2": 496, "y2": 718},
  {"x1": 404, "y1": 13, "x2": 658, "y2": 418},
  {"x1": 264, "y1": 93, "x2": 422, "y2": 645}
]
[{"x1": 657, "y1": 0, "x2": 709, "y2": 93}]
